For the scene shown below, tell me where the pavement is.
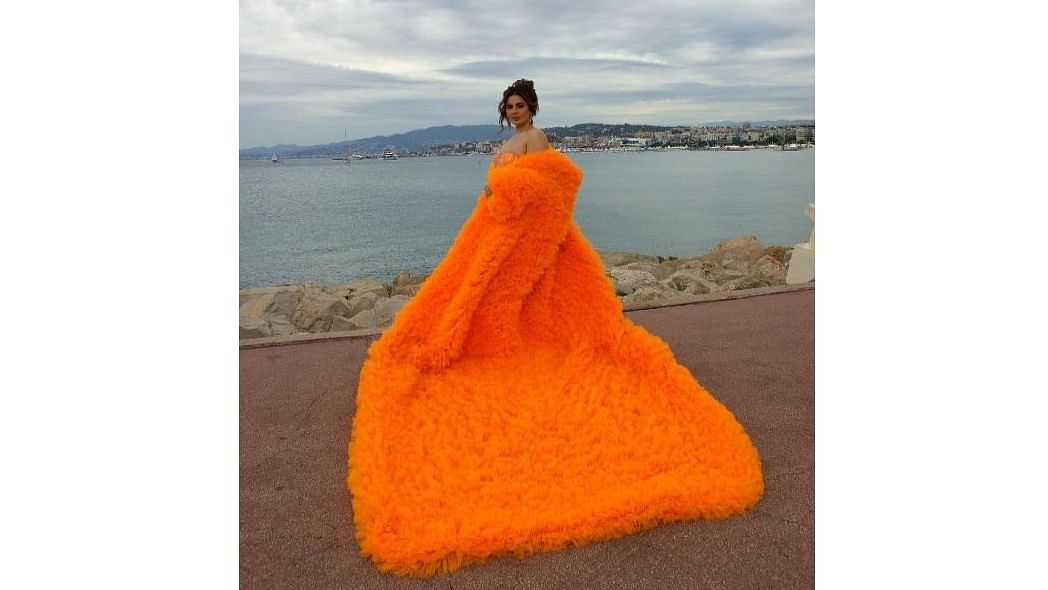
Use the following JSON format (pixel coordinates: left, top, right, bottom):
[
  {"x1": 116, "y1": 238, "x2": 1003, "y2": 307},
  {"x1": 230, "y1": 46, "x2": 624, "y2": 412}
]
[{"x1": 240, "y1": 288, "x2": 814, "y2": 589}]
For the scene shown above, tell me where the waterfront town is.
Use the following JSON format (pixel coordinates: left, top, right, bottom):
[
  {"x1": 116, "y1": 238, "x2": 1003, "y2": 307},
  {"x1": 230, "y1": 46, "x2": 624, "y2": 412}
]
[
  {"x1": 398, "y1": 123, "x2": 814, "y2": 158},
  {"x1": 248, "y1": 122, "x2": 815, "y2": 160}
]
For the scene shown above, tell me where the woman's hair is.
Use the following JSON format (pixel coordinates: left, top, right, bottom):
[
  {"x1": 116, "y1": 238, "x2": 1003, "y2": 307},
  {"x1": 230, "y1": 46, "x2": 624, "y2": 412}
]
[{"x1": 497, "y1": 79, "x2": 539, "y2": 133}]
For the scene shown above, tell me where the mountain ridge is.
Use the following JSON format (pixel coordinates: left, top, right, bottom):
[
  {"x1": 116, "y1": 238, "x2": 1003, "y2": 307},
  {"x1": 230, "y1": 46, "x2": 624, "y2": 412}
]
[{"x1": 240, "y1": 120, "x2": 814, "y2": 158}]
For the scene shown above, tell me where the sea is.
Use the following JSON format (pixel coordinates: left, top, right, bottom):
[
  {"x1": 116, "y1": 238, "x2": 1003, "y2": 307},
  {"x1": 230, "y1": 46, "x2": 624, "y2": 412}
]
[{"x1": 239, "y1": 149, "x2": 814, "y2": 289}]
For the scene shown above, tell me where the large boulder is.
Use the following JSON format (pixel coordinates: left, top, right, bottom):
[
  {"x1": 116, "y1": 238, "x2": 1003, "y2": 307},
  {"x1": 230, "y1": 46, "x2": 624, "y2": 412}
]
[
  {"x1": 762, "y1": 245, "x2": 788, "y2": 265},
  {"x1": 668, "y1": 256, "x2": 717, "y2": 274},
  {"x1": 391, "y1": 270, "x2": 427, "y2": 296},
  {"x1": 736, "y1": 254, "x2": 787, "y2": 289},
  {"x1": 239, "y1": 286, "x2": 302, "y2": 320},
  {"x1": 393, "y1": 283, "x2": 423, "y2": 297},
  {"x1": 346, "y1": 291, "x2": 381, "y2": 317},
  {"x1": 239, "y1": 314, "x2": 272, "y2": 339},
  {"x1": 704, "y1": 235, "x2": 766, "y2": 271},
  {"x1": 346, "y1": 308, "x2": 386, "y2": 330},
  {"x1": 608, "y1": 269, "x2": 659, "y2": 296},
  {"x1": 622, "y1": 262, "x2": 675, "y2": 281},
  {"x1": 707, "y1": 267, "x2": 745, "y2": 284},
  {"x1": 329, "y1": 278, "x2": 388, "y2": 301},
  {"x1": 347, "y1": 295, "x2": 411, "y2": 329},
  {"x1": 622, "y1": 286, "x2": 678, "y2": 306},
  {"x1": 666, "y1": 269, "x2": 719, "y2": 295},
  {"x1": 709, "y1": 234, "x2": 763, "y2": 259},
  {"x1": 330, "y1": 315, "x2": 358, "y2": 332},
  {"x1": 292, "y1": 287, "x2": 353, "y2": 333},
  {"x1": 376, "y1": 295, "x2": 411, "y2": 319},
  {"x1": 597, "y1": 250, "x2": 660, "y2": 269},
  {"x1": 267, "y1": 316, "x2": 296, "y2": 337}
]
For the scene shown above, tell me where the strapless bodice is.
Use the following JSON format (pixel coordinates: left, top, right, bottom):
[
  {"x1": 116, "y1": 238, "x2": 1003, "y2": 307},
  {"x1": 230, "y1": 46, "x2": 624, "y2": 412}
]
[{"x1": 491, "y1": 151, "x2": 520, "y2": 169}]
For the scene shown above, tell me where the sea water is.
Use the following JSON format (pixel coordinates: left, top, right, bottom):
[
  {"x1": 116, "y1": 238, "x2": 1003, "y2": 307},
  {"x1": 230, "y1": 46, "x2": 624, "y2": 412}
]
[{"x1": 239, "y1": 149, "x2": 814, "y2": 289}]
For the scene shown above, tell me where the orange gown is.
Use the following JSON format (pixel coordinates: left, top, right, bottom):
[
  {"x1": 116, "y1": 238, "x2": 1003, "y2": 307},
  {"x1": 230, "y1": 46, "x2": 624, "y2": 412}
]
[{"x1": 347, "y1": 148, "x2": 763, "y2": 577}]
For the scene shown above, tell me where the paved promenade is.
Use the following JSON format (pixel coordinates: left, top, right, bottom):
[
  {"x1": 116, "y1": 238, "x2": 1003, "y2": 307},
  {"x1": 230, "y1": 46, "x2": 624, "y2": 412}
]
[{"x1": 240, "y1": 288, "x2": 814, "y2": 589}]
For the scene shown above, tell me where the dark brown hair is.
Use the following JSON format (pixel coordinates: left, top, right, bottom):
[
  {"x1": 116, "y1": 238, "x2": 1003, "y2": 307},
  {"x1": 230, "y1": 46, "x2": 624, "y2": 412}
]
[{"x1": 497, "y1": 79, "x2": 539, "y2": 133}]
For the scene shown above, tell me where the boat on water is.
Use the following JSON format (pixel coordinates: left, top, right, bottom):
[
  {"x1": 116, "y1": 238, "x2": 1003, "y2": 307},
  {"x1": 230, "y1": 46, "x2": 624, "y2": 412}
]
[
  {"x1": 333, "y1": 128, "x2": 353, "y2": 163},
  {"x1": 352, "y1": 154, "x2": 365, "y2": 159},
  {"x1": 782, "y1": 143, "x2": 802, "y2": 151},
  {"x1": 382, "y1": 150, "x2": 398, "y2": 160},
  {"x1": 271, "y1": 154, "x2": 282, "y2": 163}
]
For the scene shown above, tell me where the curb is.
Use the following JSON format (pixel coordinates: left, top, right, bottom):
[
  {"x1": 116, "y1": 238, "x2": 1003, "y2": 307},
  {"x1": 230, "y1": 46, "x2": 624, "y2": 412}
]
[{"x1": 239, "y1": 282, "x2": 814, "y2": 350}]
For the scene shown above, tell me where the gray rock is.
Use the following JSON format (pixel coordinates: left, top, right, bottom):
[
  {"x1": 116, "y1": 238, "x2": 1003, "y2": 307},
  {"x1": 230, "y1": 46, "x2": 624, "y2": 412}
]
[
  {"x1": 762, "y1": 245, "x2": 788, "y2": 265},
  {"x1": 292, "y1": 289, "x2": 353, "y2": 333},
  {"x1": 347, "y1": 291, "x2": 380, "y2": 317},
  {"x1": 736, "y1": 254, "x2": 787, "y2": 289},
  {"x1": 348, "y1": 295, "x2": 411, "y2": 329},
  {"x1": 391, "y1": 270, "x2": 426, "y2": 296},
  {"x1": 346, "y1": 308, "x2": 386, "y2": 329},
  {"x1": 267, "y1": 316, "x2": 296, "y2": 337},
  {"x1": 666, "y1": 270, "x2": 719, "y2": 295},
  {"x1": 375, "y1": 295, "x2": 410, "y2": 318},
  {"x1": 709, "y1": 235, "x2": 763, "y2": 259},
  {"x1": 622, "y1": 286, "x2": 677, "y2": 305},
  {"x1": 704, "y1": 235, "x2": 766, "y2": 272},
  {"x1": 392, "y1": 282, "x2": 422, "y2": 297},
  {"x1": 329, "y1": 278, "x2": 388, "y2": 300},
  {"x1": 608, "y1": 269, "x2": 659, "y2": 296},
  {"x1": 239, "y1": 286, "x2": 302, "y2": 320},
  {"x1": 715, "y1": 279, "x2": 742, "y2": 292},
  {"x1": 239, "y1": 314, "x2": 272, "y2": 339},
  {"x1": 597, "y1": 250, "x2": 660, "y2": 269},
  {"x1": 330, "y1": 315, "x2": 358, "y2": 332},
  {"x1": 622, "y1": 262, "x2": 675, "y2": 281}
]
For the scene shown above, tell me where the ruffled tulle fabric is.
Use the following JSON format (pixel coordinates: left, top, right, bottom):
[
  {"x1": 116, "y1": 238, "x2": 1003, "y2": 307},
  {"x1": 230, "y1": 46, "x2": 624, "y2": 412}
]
[{"x1": 348, "y1": 148, "x2": 763, "y2": 577}]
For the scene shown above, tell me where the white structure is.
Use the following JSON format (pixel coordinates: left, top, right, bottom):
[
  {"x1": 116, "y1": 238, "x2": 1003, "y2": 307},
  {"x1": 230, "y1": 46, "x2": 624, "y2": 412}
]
[
  {"x1": 786, "y1": 203, "x2": 815, "y2": 284},
  {"x1": 621, "y1": 137, "x2": 652, "y2": 147}
]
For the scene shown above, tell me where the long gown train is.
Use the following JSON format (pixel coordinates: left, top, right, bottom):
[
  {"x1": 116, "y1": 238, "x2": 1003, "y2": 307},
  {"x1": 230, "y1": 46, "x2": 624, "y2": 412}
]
[{"x1": 347, "y1": 148, "x2": 763, "y2": 577}]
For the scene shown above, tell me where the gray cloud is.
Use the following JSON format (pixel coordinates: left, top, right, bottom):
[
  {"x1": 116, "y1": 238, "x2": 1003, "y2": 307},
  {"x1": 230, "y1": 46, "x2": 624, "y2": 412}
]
[{"x1": 240, "y1": 0, "x2": 813, "y2": 148}]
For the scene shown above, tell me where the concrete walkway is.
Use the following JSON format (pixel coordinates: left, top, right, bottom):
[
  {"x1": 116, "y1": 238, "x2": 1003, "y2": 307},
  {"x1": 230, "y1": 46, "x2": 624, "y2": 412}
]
[{"x1": 240, "y1": 288, "x2": 814, "y2": 589}]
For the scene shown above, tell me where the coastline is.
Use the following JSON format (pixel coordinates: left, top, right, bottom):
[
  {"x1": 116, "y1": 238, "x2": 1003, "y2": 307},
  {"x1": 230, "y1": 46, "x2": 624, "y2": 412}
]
[{"x1": 239, "y1": 234, "x2": 807, "y2": 342}]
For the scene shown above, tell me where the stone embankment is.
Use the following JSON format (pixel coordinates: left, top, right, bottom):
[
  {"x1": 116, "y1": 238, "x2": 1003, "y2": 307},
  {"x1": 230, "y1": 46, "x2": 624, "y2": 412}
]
[{"x1": 239, "y1": 235, "x2": 793, "y2": 340}]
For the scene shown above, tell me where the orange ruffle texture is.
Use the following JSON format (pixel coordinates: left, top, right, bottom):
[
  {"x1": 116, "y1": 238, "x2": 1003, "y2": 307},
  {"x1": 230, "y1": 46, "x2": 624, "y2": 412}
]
[{"x1": 347, "y1": 149, "x2": 763, "y2": 577}]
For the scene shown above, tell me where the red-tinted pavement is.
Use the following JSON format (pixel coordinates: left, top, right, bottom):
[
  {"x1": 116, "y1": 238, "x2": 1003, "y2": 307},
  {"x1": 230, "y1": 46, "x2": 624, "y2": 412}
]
[{"x1": 240, "y1": 289, "x2": 814, "y2": 589}]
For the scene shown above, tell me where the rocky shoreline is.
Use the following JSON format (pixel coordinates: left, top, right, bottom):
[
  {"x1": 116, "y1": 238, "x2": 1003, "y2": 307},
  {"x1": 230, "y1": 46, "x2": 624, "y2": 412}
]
[{"x1": 239, "y1": 234, "x2": 795, "y2": 340}]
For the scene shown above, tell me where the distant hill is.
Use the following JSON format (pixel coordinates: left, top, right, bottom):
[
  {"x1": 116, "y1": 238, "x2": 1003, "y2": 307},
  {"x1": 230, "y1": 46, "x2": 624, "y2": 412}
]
[
  {"x1": 240, "y1": 120, "x2": 814, "y2": 158},
  {"x1": 239, "y1": 125, "x2": 509, "y2": 159}
]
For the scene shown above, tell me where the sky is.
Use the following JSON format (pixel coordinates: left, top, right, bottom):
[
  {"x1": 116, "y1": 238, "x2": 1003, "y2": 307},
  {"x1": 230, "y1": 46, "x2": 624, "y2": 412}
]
[{"x1": 240, "y1": 0, "x2": 814, "y2": 148}]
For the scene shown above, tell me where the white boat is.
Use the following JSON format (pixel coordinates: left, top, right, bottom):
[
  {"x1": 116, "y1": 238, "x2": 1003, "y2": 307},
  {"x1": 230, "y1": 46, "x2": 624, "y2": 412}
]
[
  {"x1": 382, "y1": 150, "x2": 398, "y2": 160},
  {"x1": 271, "y1": 153, "x2": 281, "y2": 163},
  {"x1": 340, "y1": 128, "x2": 352, "y2": 163}
]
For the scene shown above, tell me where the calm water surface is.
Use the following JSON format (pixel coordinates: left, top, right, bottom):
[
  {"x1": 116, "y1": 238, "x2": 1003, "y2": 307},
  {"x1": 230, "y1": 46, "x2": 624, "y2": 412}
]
[{"x1": 239, "y1": 149, "x2": 814, "y2": 288}]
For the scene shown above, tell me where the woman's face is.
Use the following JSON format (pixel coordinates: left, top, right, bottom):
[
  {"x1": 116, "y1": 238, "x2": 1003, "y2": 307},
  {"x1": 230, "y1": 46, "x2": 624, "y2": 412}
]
[{"x1": 505, "y1": 94, "x2": 531, "y2": 125}]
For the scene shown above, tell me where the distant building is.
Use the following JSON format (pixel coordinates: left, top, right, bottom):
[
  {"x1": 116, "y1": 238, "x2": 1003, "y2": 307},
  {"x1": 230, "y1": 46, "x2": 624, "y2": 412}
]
[
  {"x1": 795, "y1": 126, "x2": 814, "y2": 142},
  {"x1": 621, "y1": 137, "x2": 652, "y2": 147}
]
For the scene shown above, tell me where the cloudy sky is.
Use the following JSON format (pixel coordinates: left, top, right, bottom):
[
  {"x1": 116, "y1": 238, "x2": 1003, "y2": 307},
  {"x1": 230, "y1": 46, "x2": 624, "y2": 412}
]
[{"x1": 240, "y1": 0, "x2": 814, "y2": 148}]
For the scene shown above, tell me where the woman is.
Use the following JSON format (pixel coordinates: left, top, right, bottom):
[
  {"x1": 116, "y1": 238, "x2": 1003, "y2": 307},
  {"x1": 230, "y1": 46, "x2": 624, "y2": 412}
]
[
  {"x1": 348, "y1": 79, "x2": 764, "y2": 577},
  {"x1": 486, "y1": 79, "x2": 549, "y2": 197},
  {"x1": 496, "y1": 79, "x2": 549, "y2": 155}
]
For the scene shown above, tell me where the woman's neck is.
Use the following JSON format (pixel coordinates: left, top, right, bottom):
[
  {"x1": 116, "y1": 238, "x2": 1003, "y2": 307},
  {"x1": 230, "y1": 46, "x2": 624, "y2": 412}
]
[{"x1": 514, "y1": 119, "x2": 534, "y2": 134}]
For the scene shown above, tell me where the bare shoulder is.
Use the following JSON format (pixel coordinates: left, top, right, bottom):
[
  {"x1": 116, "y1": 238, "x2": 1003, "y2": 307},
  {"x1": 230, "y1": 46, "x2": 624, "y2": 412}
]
[{"x1": 526, "y1": 128, "x2": 549, "y2": 152}]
